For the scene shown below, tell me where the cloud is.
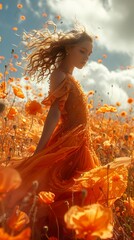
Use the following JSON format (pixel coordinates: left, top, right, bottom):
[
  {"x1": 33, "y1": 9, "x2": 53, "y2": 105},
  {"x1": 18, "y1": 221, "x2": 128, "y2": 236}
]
[
  {"x1": 74, "y1": 61, "x2": 134, "y2": 111},
  {"x1": 46, "y1": 0, "x2": 134, "y2": 54}
]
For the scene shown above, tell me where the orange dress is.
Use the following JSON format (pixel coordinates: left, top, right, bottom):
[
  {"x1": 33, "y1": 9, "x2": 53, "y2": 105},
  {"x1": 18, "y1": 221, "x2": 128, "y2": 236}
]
[{"x1": 8, "y1": 74, "x2": 100, "y2": 239}]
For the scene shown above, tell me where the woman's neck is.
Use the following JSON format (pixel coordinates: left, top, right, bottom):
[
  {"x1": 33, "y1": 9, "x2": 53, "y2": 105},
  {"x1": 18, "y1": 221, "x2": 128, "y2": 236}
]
[{"x1": 58, "y1": 61, "x2": 74, "y2": 75}]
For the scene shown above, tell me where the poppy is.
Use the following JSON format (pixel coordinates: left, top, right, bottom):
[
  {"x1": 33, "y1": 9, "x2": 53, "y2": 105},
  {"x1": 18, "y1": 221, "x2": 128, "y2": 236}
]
[
  {"x1": 12, "y1": 86, "x2": 25, "y2": 99},
  {"x1": 0, "y1": 167, "x2": 22, "y2": 199},
  {"x1": 25, "y1": 100, "x2": 43, "y2": 115},
  {"x1": 17, "y1": 4, "x2": 23, "y2": 8},
  {"x1": 64, "y1": 203, "x2": 113, "y2": 239},
  {"x1": 38, "y1": 191, "x2": 55, "y2": 204},
  {"x1": 7, "y1": 206, "x2": 29, "y2": 232},
  {"x1": 0, "y1": 227, "x2": 31, "y2": 240},
  {"x1": 7, "y1": 107, "x2": 18, "y2": 120}
]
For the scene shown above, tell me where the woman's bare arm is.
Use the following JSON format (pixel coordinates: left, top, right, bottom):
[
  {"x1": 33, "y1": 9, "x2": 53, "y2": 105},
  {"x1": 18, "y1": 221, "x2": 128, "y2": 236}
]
[
  {"x1": 34, "y1": 100, "x2": 60, "y2": 154},
  {"x1": 34, "y1": 70, "x2": 66, "y2": 154}
]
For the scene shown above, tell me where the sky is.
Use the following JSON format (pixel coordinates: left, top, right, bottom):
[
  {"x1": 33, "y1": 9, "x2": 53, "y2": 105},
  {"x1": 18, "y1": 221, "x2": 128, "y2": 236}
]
[{"x1": 0, "y1": 0, "x2": 134, "y2": 111}]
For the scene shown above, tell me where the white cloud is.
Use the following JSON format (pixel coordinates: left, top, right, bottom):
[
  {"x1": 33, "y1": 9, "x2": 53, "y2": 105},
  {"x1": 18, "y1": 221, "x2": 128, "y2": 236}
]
[
  {"x1": 74, "y1": 62, "x2": 134, "y2": 110},
  {"x1": 46, "y1": 0, "x2": 134, "y2": 54}
]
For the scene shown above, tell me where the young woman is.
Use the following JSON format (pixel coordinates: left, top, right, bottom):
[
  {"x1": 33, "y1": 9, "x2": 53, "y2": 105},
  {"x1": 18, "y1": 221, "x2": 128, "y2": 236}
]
[
  {"x1": 7, "y1": 23, "x2": 100, "y2": 239},
  {"x1": 7, "y1": 23, "x2": 131, "y2": 239}
]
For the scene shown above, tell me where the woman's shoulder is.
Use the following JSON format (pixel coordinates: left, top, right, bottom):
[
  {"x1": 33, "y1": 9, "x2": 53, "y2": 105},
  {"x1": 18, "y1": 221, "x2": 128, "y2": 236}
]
[{"x1": 49, "y1": 69, "x2": 68, "y2": 91}]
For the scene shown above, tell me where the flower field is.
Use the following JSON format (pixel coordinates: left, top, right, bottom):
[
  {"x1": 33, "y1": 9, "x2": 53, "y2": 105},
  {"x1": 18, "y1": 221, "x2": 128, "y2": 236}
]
[{"x1": 0, "y1": 44, "x2": 134, "y2": 240}]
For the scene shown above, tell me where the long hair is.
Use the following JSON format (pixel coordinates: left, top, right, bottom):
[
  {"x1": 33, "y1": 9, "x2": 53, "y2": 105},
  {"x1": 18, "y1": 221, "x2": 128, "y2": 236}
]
[{"x1": 22, "y1": 21, "x2": 93, "y2": 82}]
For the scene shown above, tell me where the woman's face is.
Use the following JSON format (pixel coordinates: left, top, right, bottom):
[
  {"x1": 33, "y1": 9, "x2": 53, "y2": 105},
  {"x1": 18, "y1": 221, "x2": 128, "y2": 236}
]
[{"x1": 67, "y1": 40, "x2": 93, "y2": 69}]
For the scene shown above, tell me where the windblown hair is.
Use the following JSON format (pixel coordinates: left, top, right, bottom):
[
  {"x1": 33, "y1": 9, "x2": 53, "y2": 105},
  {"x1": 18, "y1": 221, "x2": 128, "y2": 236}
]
[{"x1": 22, "y1": 21, "x2": 93, "y2": 82}]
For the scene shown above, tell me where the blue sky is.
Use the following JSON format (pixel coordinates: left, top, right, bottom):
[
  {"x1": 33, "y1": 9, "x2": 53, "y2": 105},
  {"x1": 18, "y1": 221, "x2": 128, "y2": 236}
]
[{"x1": 0, "y1": 0, "x2": 134, "y2": 111}]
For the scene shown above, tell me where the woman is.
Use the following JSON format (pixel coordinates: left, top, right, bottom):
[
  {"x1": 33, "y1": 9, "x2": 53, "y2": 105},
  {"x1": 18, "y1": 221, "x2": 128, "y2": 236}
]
[{"x1": 8, "y1": 23, "x2": 100, "y2": 239}]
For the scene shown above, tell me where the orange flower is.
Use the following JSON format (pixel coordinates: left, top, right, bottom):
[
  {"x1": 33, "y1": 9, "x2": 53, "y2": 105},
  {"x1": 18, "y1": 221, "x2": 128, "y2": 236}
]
[
  {"x1": 38, "y1": 191, "x2": 55, "y2": 204},
  {"x1": 129, "y1": 132, "x2": 134, "y2": 140},
  {"x1": 87, "y1": 90, "x2": 94, "y2": 96},
  {"x1": 8, "y1": 77, "x2": 15, "y2": 83},
  {"x1": 0, "y1": 227, "x2": 31, "y2": 240},
  {"x1": 7, "y1": 206, "x2": 29, "y2": 232},
  {"x1": 20, "y1": 15, "x2": 26, "y2": 21},
  {"x1": 25, "y1": 85, "x2": 32, "y2": 90},
  {"x1": 7, "y1": 107, "x2": 18, "y2": 120},
  {"x1": 24, "y1": 76, "x2": 29, "y2": 81},
  {"x1": 25, "y1": 100, "x2": 43, "y2": 115},
  {"x1": 10, "y1": 67, "x2": 17, "y2": 72},
  {"x1": 12, "y1": 27, "x2": 18, "y2": 31},
  {"x1": 128, "y1": 83, "x2": 132, "y2": 88},
  {"x1": 0, "y1": 3, "x2": 3, "y2": 10},
  {"x1": 42, "y1": 12, "x2": 48, "y2": 17},
  {"x1": 97, "y1": 105, "x2": 117, "y2": 113},
  {"x1": 127, "y1": 98, "x2": 134, "y2": 104},
  {"x1": 116, "y1": 102, "x2": 121, "y2": 107},
  {"x1": 0, "y1": 167, "x2": 22, "y2": 199},
  {"x1": 120, "y1": 111, "x2": 127, "y2": 117},
  {"x1": 12, "y1": 86, "x2": 25, "y2": 99},
  {"x1": 17, "y1": 3, "x2": 23, "y2": 8},
  {"x1": 0, "y1": 81, "x2": 6, "y2": 92},
  {"x1": 13, "y1": 54, "x2": 19, "y2": 59},
  {"x1": 64, "y1": 204, "x2": 113, "y2": 239},
  {"x1": 98, "y1": 59, "x2": 102, "y2": 63},
  {"x1": 38, "y1": 93, "x2": 43, "y2": 97},
  {"x1": 55, "y1": 15, "x2": 61, "y2": 20},
  {"x1": 0, "y1": 56, "x2": 5, "y2": 60}
]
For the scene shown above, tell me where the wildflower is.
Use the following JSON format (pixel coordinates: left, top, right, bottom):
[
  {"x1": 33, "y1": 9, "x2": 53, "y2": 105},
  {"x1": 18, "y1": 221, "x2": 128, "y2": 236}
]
[
  {"x1": 12, "y1": 27, "x2": 18, "y2": 31},
  {"x1": 98, "y1": 59, "x2": 102, "y2": 63},
  {"x1": 55, "y1": 15, "x2": 61, "y2": 20},
  {"x1": 24, "y1": 76, "x2": 29, "y2": 81},
  {"x1": 25, "y1": 100, "x2": 43, "y2": 115},
  {"x1": 128, "y1": 83, "x2": 132, "y2": 88},
  {"x1": 120, "y1": 111, "x2": 127, "y2": 117},
  {"x1": 7, "y1": 107, "x2": 18, "y2": 120},
  {"x1": 87, "y1": 90, "x2": 94, "y2": 96},
  {"x1": 10, "y1": 67, "x2": 17, "y2": 72},
  {"x1": 0, "y1": 56, "x2": 5, "y2": 60},
  {"x1": 13, "y1": 54, "x2": 19, "y2": 59},
  {"x1": 97, "y1": 105, "x2": 117, "y2": 113},
  {"x1": 7, "y1": 206, "x2": 29, "y2": 232},
  {"x1": 0, "y1": 3, "x2": 3, "y2": 10},
  {"x1": 64, "y1": 204, "x2": 113, "y2": 239},
  {"x1": 20, "y1": 15, "x2": 26, "y2": 21},
  {"x1": 0, "y1": 167, "x2": 21, "y2": 199},
  {"x1": 25, "y1": 85, "x2": 32, "y2": 90},
  {"x1": 42, "y1": 12, "x2": 47, "y2": 17},
  {"x1": 127, "y1": 98, "x2": 134, "y2": 104},
  {"x1": 38, "y1": 191, "x2": 55, "y2": 204},
  {"x1": 0, "y1": 227, "x2": 31, "y2": 240},
  {"x1": 12, "y1": 86, "x2": 25, "y2": 99},
  {"x1": 17, "y1": 3, "x2": 23, "y2": 8},
  {"x1": 116, "y1": 102, "x2": 121, "y2": 107}
]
